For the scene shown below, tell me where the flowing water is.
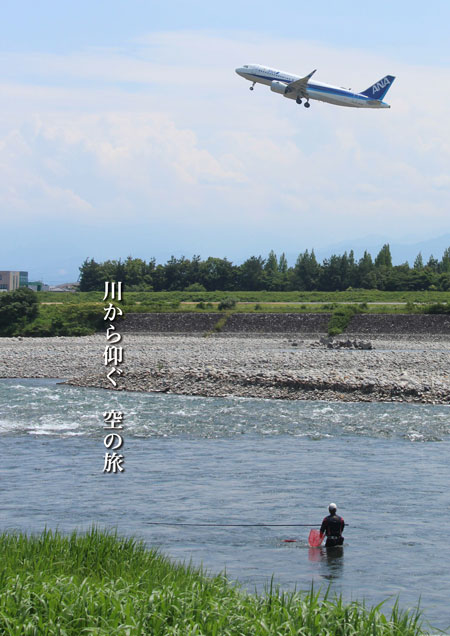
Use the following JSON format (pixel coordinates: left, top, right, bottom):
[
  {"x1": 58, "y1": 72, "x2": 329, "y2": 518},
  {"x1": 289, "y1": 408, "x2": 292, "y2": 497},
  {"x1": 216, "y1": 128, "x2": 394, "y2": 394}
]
[{"x1": 1, "y1": 378, "x2": 449, "y2": 631}]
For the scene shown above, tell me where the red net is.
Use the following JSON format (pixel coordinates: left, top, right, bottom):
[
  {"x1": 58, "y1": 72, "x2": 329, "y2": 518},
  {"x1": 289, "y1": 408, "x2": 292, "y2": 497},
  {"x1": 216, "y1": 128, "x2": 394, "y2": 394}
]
[{"x1": 308, "y1": 529, "x2": 324, "y2": 547}]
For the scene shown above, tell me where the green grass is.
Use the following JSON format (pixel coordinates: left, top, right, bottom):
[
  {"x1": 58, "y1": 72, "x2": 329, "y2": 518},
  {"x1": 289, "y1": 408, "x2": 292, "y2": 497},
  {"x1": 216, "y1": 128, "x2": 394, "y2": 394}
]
[
  {"x1": 118, "y1": 301, "x2": 445, "y2": 316},
  {"x1": 37, "y1": 290, "x2": 450, "y2": 305},
  {"x1": 6, "y1": 290, "x2": 448, "y2": 336},
  {"x1": 328, "y1": 305, "x2": 365, "y2": 336},
  {"x1": 19, "y1": 303, "x2": 105, "y2": 337},
  {"x1": 0, "y1": 529, "x2": 427, "y2": 635}
]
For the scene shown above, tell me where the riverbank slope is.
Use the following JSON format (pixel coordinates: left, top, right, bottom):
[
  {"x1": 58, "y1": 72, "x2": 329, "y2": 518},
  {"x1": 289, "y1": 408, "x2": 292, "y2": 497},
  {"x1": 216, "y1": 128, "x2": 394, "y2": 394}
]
[{"x1": 0, "y1": 529, "x2": 424, "y2": 635}]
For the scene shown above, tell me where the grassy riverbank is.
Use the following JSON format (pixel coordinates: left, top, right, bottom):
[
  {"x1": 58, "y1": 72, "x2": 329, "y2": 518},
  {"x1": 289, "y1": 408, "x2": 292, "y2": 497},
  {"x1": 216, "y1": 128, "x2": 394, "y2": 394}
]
[
  {"x1": 0, "y1": 529, "x2": 426, "y2": 635},
  {"x1": 1, "y1": 287, "x2": 445, "y2": 336},
  {"x1": 1, "y1": 288, "x2": 449, "y2": 337},
  {"x1": 38, "y1": 289, "x2": 450, "y2": 305}
]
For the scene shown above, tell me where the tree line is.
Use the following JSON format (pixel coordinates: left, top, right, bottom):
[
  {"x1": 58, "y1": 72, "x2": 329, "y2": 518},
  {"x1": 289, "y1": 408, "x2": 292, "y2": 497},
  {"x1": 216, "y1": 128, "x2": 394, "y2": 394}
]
[{"x1": 78, "y1": 245, "x2": 450, "y2": 292}]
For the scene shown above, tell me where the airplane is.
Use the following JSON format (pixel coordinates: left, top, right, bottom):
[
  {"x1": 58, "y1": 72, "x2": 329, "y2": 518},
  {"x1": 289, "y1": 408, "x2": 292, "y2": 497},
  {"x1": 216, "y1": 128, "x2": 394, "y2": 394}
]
[{"x1": 235, "y1": 64, "x2": 395, "y2": 109}]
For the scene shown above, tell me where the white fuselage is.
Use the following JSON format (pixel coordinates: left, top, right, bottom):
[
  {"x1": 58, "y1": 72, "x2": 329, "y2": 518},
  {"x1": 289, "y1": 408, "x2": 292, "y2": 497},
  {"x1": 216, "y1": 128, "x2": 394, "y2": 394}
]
[{"x1": 235, "y1": 64, "x2": 391, "y2": 109}]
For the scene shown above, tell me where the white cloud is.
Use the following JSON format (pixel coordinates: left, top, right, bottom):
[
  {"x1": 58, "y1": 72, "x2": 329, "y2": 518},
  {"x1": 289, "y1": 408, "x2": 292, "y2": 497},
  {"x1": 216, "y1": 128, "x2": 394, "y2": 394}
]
[{"x1": 0, "y1": 30, "x2": 449, "y2": 253}]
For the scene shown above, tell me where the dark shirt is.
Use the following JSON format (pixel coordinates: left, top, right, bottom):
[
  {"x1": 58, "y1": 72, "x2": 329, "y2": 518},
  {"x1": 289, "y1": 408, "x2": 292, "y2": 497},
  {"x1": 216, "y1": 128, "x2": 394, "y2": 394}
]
[{"x1": 320, "y1": 514, "x2": 345, "y2": 537}]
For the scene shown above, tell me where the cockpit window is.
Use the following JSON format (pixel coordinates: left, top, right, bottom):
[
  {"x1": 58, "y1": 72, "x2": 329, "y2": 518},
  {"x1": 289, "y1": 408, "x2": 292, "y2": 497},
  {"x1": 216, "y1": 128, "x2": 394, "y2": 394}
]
[{"x1": 243, "y1": 65, "x2": 249, "y2": 68}]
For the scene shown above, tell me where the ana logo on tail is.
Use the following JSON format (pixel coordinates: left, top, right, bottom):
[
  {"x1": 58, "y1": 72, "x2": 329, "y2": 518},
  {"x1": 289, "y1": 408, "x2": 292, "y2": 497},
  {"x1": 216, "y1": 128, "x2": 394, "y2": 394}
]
[
  {"x1": 372, "y1": 78, "x2": 391, "y2": 94},
  {"x1": 360, "y1": 75, "x2": 395, "y2": 101}
]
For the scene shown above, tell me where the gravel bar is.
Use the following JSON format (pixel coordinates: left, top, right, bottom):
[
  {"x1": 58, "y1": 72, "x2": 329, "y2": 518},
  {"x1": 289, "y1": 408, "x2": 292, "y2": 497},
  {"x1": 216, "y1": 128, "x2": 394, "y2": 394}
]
[{"x1": 1, "y1": 333, "x2": 450, "y2": 404}]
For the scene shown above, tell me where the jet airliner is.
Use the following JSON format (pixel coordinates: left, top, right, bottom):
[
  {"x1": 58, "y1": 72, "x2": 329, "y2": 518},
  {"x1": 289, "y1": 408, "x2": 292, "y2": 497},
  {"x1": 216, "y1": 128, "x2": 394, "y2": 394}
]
[{"x1": 235, "y1": 64, "x2": 395, "y2": 109}]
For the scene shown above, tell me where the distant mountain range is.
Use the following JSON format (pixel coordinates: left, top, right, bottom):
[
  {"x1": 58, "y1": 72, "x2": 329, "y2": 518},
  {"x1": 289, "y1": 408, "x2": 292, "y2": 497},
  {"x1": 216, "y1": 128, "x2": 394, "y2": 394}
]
[
  {"x1": 285, "y1": 234, "x2": 450, "y2": 266},
  {"x1": 37, "y1": 234, "x2": 450, "y2": 285}
]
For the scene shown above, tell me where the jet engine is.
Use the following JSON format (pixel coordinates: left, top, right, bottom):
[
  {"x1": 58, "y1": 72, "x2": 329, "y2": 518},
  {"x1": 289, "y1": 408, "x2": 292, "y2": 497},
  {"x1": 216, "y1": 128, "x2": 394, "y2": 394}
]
[{"x1": 270, "y1": 81, "x2": 288, "y2": 95}]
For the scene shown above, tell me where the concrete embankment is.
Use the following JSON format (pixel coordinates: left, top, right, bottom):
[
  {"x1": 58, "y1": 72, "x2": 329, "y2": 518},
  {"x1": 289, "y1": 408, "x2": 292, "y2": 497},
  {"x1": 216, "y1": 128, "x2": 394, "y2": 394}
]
[
  {"x1": 120, "y1": 312, "x2": 450, "y2": 335},
  {"x1": 120, "y1": 312, "x2": 330, "y2": 333}
]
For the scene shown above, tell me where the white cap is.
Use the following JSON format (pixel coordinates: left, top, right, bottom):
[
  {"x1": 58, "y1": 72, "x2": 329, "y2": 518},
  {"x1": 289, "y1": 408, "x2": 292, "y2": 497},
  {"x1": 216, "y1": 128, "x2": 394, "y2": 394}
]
[{"x1": 328, "y1": 502, "x2": 337, "y2": 511}]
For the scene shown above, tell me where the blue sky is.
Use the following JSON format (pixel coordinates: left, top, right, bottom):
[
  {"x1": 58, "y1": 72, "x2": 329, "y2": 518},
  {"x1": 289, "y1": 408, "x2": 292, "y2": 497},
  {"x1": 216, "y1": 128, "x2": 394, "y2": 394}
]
[{"x1": 1, "y1": 1, "x2": 450, "y2": 282}]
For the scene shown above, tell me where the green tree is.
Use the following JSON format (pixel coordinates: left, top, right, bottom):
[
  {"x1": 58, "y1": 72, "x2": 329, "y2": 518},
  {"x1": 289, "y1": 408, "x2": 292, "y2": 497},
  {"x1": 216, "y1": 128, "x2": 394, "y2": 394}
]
[
  {"x1": 356, "y1": 251, "x2": 376, "y2": 288},
  {"x1": 101, "y1": 259, "x2": 125, "y2": 283},
  {"x1": 164, "y1": 256, "x2": 191, "y2": 291},
  {"x1": 238, "y1": 256, "x2": 266, "y2": 291},
  {"x1": 440, "y1": 248, "x2": 450, "y2": 273},
  {"x1": 290, "y1": 250, "x2": 320, "y2": 290},
  {"x1": 344, "y1": 250, "x2": 358, "y2": 288},
  {"x1": 151, "y1": 264, "x2": 166, "y2": 291},
  {"x1": 426, "y1": 254, "x2": 439, "y2": 272},
  {"x1": 123, "y1": 257, "x2": 149, "y2": 289},
  {"x1": 320, "y1": 254, "x2": 345, "y2": 291},
  {"x1": 78, "y1": 258, "x2": 104, "y2": 291},
  {"x1": 374, "y1": 244, "x2": 392, "y2": 269},
  {"x1": 413, "y1": 252, "x2": 424, "y2": 270},
  {"x1": 278, "y1": 252, "x2": 289, "y2": 289},
  {"x1": 0, "y1": 288, "x2": 39, "y2": 336},
  {"x1": 264, "y1": 251, "x2": 282, "y2": 290},
  {"x1": 265, "y1": 250, "x2": 278, "y2": 275},
  {"x1": 438, "y1": 272, "x2": 450, "y2": 290},
  {"x1": 385, "y1": 264, "x2": 413, "y2": 291},
  {"x1": 198, "y1": 257, "x2": 236, "y2": 291},
  {"x1": 278, "y1": 253, "x2": 288, "y2": 273},
  {"x1": 186, "y1": 255, "x2": 202, "y2": 288}
]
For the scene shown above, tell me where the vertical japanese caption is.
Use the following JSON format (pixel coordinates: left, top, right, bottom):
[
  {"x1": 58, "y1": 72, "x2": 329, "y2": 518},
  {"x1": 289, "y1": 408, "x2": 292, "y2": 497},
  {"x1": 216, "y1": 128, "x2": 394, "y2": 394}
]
[{"x1": 102, "y1": 281, "x2": 125, "y2": 474}]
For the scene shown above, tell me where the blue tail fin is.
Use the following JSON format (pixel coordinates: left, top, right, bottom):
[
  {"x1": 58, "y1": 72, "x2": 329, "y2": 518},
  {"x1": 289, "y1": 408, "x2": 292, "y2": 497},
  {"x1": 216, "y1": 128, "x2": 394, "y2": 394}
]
[{"x1": 361, "y1": 75, "x2": 395, "y2": 100}]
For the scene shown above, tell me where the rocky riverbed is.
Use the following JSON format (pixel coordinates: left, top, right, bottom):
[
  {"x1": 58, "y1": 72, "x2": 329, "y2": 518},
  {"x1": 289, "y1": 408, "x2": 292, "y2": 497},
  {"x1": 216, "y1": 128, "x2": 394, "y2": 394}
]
[{"x1": 1, "y1": 333, "x2": 449, "y2": 403}]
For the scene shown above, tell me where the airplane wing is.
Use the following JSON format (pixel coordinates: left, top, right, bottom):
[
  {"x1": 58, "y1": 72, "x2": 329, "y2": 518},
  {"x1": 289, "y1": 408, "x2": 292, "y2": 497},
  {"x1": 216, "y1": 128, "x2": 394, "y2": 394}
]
[{"x1": 285, "y1": 69, "x2": 316, "y2": 97}]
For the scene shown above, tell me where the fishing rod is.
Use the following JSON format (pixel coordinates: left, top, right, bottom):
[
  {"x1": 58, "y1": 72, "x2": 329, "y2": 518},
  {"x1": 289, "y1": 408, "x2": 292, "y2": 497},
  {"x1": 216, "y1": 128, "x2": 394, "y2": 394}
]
[
  {"x1": 146, "y1": 521, "x2": 353, "y2": 545},
  {"x1": 147, "y1": 522, "x2": 321, "y2": 527}
]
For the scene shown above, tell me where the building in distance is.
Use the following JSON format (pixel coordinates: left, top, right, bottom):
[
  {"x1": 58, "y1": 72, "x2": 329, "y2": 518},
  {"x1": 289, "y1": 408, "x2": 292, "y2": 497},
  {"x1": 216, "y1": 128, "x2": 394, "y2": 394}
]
[
  {"x1": 0, "y1": 271, "x2": 28, "y2": 292},
  {"x1": 0, "y1": 271, "x2": 50, "y2": 292}
]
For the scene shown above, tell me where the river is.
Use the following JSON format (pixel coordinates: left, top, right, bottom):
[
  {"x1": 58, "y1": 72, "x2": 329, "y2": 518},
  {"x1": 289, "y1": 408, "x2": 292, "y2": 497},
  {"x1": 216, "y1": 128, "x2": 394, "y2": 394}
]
[{"x1": 1, "y1": 378, "x2": 449, "y2": 632}]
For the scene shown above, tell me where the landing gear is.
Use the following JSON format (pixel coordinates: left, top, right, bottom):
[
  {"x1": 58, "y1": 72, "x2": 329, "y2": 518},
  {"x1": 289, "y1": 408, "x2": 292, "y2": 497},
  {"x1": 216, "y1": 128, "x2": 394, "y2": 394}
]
[
  {"x1": 296, "y1": 97, "x2": 302, "y2": 105},
  {"x1": 249, "y1": 82, "x2": 255, "y2": 91},
  {"x1": 304, "y1": 101, "x2": 310, "y2": 108}
]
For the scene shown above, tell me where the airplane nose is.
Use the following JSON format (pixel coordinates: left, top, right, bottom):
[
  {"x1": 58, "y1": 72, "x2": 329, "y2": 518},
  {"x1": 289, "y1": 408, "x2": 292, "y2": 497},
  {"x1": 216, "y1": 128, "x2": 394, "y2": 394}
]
[{"x1": 235, "y1": 67, "x2": 244, "y2": 76}]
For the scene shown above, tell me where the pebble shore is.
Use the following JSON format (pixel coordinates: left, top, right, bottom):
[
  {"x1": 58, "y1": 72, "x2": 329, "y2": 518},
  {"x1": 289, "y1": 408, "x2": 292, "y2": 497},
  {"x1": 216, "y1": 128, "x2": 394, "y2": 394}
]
[{"x1": 1, "y1": 332, "x2": 449, "y2": 403}]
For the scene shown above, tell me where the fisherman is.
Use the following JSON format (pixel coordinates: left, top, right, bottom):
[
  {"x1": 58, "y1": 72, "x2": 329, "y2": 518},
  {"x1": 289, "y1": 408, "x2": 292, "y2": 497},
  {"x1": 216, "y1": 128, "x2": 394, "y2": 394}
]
[{"x1": 320, "y1": 503, "x2": 345, "y2": 547}]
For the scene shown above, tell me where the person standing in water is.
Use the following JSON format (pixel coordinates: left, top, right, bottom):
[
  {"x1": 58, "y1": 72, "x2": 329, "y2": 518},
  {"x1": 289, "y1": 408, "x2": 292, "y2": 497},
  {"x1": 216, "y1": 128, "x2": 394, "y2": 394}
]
[{"x1": 320, "y1": 503, "x2": 345, "y2": 547}]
